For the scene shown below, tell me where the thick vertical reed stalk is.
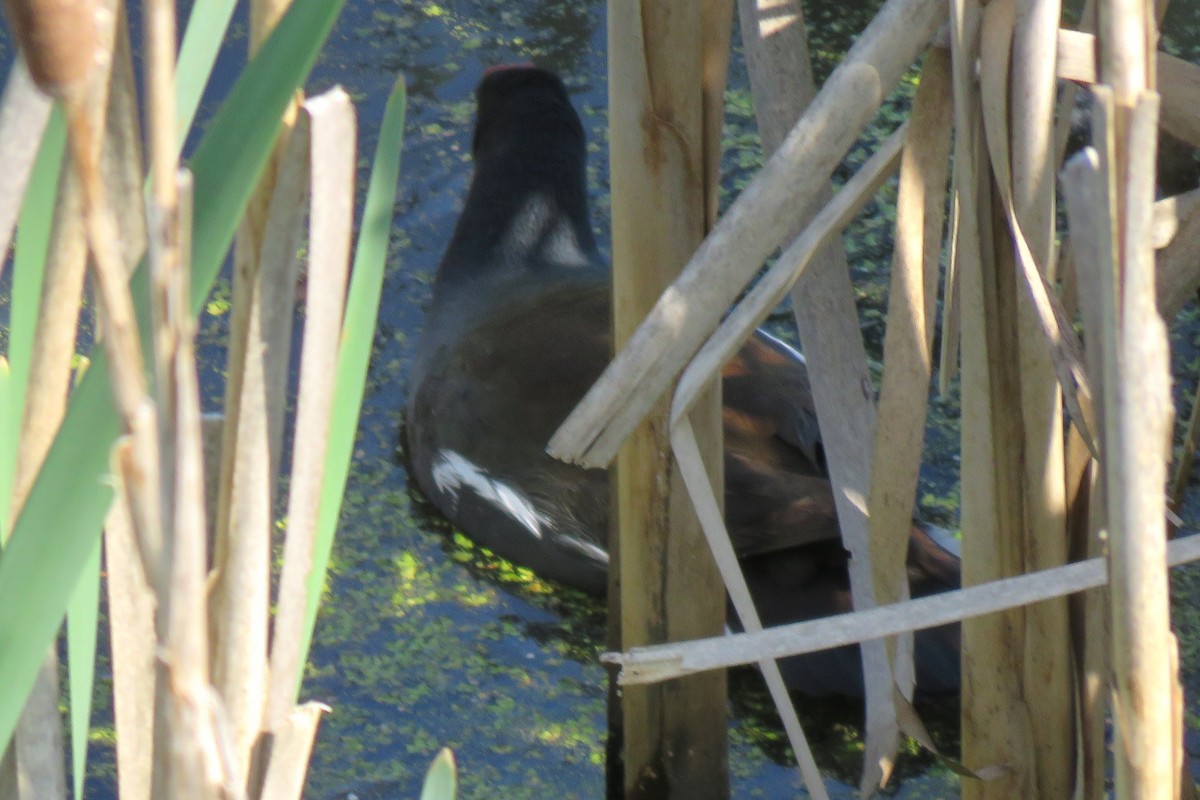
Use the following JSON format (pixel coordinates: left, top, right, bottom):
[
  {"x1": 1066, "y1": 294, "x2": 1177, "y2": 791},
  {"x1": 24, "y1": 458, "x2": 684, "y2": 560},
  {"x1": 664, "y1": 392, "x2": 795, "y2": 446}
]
[
  {"x1": 954, "y1": 0, "x2": 1036, "y2": 795},
  {"x1": 607, "y1": 1, "x2": 731, "y2": 796},
  {"x1": 1097, "y1": 1, "x2": 1176, "y2": 794}
]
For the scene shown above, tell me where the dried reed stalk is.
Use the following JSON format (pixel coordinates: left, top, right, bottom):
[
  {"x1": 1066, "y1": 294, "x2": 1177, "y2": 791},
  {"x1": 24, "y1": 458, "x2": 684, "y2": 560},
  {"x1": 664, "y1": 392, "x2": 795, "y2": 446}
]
[
  {"x1": 1093, "y1": 42, "x2": 1177, "y2": 790},
  {"x1": 105, "y1": 488, "x2": 156, "y2": 800},
  {"x1": 139, "y1": 0, "x2": 226, "y2": 793},
  {"x1": 952, "y1": 0, "x2": 1036, "y2": 795},
  {"x1": 1062, "y1": 143, "x2": 1118, "y2": 800},
  {"x1": 1010, "y1": 0, "x2": 1075, "y2": 793}
]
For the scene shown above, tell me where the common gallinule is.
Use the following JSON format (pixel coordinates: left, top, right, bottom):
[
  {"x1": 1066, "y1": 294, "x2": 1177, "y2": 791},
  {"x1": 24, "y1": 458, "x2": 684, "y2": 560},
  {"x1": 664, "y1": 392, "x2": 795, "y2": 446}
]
[{"x1": 406, "y1": 65, "x2": 961, "y2": 698}]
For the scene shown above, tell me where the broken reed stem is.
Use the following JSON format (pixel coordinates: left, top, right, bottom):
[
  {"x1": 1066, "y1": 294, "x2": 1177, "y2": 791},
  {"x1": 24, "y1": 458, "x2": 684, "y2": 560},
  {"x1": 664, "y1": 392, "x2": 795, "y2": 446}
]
[
  {"x1": 548, "y1": 0, "x2": 946, "y2": 470},
  {"x1": 605, "y1": 531, "x2": 1200, "y2": 685},
  {"x1": 607, "y1": 2, "x2": 732, "y2": 794},
  {"x1": 143, "y1": 0, "x2": 181, "y2": 584},
  {"x1": 144, "y1": 0, "x2": 177, "y2": 212}
]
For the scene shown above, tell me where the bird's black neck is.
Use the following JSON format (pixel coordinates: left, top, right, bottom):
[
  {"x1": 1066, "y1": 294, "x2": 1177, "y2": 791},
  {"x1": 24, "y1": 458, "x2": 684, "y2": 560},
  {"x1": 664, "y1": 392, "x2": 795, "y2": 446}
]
[{"x1": 436, "y1": 117, "x2": 599, "y2": 288}]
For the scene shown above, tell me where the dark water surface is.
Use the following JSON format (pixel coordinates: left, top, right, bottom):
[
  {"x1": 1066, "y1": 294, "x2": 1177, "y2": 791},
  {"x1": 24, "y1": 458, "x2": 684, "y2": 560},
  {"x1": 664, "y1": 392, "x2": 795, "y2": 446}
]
[
  {"x1": 289, "y1": 2, "x2": 964, "y2": 798},
  {"x1": 197, "y1": 1, "x2": 1200, "y2": 798}
]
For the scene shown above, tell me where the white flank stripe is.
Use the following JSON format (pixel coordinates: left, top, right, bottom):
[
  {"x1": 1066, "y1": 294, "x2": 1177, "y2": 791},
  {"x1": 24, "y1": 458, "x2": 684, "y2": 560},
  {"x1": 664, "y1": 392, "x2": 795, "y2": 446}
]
[{"x1": 430, "y1": 450, "x2": 549, "y2": 538}]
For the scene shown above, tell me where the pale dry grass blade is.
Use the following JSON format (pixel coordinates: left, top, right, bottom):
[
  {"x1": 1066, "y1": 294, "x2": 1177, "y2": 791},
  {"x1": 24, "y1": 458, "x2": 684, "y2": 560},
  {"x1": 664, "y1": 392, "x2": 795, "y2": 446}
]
[
  {"x1": 671, "y1": 418, "x2": 828, "y2": 800},
  {"x1": 268, "y1": 88, "x2": 355, "y2": 725},
  {"x1": 866, "y1": 48, "x2": 951, "y2": 702},
  {"x1": 784, "y1": 128, "x2": 895, "y2": 800},
  {"x1": 292, "y1": 75, "x2": 405, "y2": 677},
  {"x1": 733, "y1": 3, "x2": 941, "y2": 790},
  {"x1": 209, "y1": 0, "x2": 304, "y2": 779},
  {"x1": 981, "y1": 0, "x2": 1096, "y2": 453},
  {"x1": 1003, "y1": 204, "x2": 1097, "y2": 452},
  {"x1": 256, "y1": 116, "x2": 311, "y2": 478},
  {"x1": 1010, "y1": 0, "x2": 1075, "y2": 793}
]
